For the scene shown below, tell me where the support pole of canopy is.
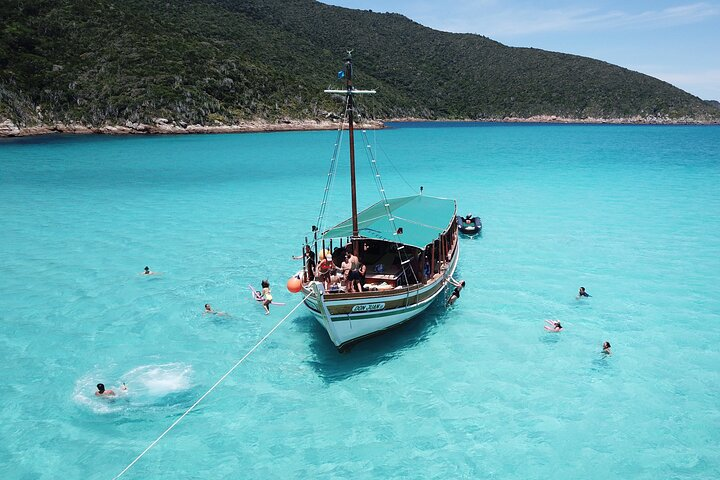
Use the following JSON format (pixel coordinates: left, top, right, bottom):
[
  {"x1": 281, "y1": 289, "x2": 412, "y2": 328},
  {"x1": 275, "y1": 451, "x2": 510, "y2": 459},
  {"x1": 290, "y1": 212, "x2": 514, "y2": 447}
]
[
  {"x1": 313, "y1": 231, "x2": 318, "y2": 266},
  {"x1": 439, "y1": 234, "x2": 444, "y2": 270},
  {"x1": 431, "y1": 242, "x2": 435, "y2": 276}
]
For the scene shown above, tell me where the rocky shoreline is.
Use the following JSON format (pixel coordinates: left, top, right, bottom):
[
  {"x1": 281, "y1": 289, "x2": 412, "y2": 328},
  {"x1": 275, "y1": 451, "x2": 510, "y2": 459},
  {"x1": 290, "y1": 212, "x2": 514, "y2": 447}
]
[
  {"x1": 1, "y1": 115, "x2": 717, "y2": 137},
  {"x1": 388, "y1": 115, "x2": 720, "y2": 125},
  {"x1": 0, "y1": 118, "x2": 386, "y2": 138}
]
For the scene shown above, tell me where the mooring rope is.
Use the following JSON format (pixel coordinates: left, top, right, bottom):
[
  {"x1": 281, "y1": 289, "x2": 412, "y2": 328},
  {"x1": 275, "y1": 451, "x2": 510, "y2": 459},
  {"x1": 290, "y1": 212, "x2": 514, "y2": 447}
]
[{"x1": 113, "y1": 292, "x2": 312, "y2": 479}]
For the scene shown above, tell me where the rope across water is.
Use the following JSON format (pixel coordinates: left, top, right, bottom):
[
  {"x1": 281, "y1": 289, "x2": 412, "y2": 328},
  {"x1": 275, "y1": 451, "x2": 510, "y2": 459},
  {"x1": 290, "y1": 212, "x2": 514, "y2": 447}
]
[{"x1": 113, "y1": 292, "x2": 312, "y2": 479}]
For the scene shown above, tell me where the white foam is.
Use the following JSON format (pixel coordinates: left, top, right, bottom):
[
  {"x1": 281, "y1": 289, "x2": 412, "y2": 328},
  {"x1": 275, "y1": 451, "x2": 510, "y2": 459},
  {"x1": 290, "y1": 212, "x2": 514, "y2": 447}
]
[
  {"x1": 74, "y1": 363, "x2": 193, "y2": 414},
  {"x1": 124, "y1": 363, "x2": 193, "y2": 396}
]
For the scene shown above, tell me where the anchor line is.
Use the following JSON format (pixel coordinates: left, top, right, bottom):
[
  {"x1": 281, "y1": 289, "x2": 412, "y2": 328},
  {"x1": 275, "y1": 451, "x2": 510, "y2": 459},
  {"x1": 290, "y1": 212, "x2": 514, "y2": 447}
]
[{"x1": 113, "y1": 292, "x2": 313, "y2": 480}]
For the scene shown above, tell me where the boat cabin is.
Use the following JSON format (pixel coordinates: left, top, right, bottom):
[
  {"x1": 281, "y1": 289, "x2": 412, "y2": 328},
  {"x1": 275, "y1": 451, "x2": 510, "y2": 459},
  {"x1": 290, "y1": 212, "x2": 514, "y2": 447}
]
[{"x1": 300, "y1": 194, "x2": 458, "y2": 294}]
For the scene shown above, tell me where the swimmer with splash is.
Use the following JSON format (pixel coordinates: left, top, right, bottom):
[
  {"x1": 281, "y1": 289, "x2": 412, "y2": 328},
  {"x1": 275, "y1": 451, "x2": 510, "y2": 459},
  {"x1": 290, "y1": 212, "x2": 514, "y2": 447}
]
[{"x1": 95, "y1": 382, "x2": 127, "y2": 397}]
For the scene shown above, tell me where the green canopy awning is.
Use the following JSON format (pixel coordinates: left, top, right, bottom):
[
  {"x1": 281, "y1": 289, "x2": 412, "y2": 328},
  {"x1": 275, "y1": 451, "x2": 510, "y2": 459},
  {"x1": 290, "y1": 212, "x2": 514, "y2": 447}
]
[{"x1": 320, "y1": 195, "x2": 457, "y2": 248}]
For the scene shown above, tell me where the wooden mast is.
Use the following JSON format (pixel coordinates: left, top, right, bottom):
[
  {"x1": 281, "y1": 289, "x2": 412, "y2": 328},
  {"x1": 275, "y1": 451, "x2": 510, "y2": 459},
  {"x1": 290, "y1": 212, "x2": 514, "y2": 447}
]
[
  {"x1": 324, "y1": 53, "x2": 376, "y2": 256},
  {"x1": 344, "y1": 53, "x2": 359, "y2": 249}
]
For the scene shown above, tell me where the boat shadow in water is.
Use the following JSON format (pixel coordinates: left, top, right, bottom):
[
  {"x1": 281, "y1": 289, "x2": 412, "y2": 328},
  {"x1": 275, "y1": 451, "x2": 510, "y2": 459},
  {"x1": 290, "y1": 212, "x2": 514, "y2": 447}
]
[{"x1": 294, "y1": 299, "x2": 451, "y2": 383}]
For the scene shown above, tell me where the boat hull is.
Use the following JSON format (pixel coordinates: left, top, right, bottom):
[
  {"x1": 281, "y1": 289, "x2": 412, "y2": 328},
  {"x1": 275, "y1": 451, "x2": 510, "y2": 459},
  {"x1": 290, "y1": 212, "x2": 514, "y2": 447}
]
[{"x1": 300, "y1": 243, "x2": 459, "y2": 349}]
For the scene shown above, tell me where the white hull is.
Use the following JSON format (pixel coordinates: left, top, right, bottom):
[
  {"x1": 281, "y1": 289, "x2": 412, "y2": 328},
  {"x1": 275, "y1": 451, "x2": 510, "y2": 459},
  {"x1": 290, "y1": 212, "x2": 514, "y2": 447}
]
[{"x1": 300, "y1": 243, "x2": 459, "y2": 349}]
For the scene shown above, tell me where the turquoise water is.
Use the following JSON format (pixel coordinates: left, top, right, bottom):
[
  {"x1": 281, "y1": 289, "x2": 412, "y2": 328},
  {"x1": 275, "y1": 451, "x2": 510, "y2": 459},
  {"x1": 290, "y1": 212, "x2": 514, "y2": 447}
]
[{"x1": 1, "y1": 123, "x2": 719, "y2": 479}]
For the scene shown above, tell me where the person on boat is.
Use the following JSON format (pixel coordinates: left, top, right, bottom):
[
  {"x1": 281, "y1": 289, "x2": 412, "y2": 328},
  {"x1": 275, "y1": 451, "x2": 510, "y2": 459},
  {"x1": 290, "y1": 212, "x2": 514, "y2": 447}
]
[
  {"x1": 577, "y1": 287, "x2": 591, "y2": 298},
  {"x1": 464, "y1": 213, "x2": 473, "y2": 224},
  {"x1": 316, "y1": 255, "x2": 335, "y2": 290},
  {"x1": 341, "y1": 253, "x2": 353, "y2": 292},
  {"x1": 602, "y1": 341, "x2": 612, "y2": 355},
  {"x1": 341, "y1": 251, "x2": 361, "y2": 293},
  {"x1": 95, "y1": 382, "x2": 126, "y2": 397},
  {"x1": 261, "y1": 280, "x2": 272, "y2": 315},
  {"x1": 358, "y1": 262, "x2": 367, "y2": 291},
  {"x1": 293, "y1": 245, "x2": 316, "y2": 281},
  {"x1": 344, "y1": 247, "x2": 361, "y2": 293},
  {"x1": 447, "y1": 278, "x2": 465, "y2": 306}
]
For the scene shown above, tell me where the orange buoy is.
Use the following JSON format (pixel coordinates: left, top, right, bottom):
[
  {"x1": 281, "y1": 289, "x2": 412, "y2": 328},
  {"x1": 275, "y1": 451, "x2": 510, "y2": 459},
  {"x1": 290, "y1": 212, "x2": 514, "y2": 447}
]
[{"x1": 287, "y1": 276, "x2": 302, "y2": 293}]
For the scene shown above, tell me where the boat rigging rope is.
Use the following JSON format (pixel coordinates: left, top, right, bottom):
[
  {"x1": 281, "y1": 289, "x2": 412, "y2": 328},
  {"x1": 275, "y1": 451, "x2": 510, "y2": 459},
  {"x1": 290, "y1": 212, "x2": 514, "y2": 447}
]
[
  {"x1": 358, "y1": 127, "x2": 419, "y2": 287},
  {"x1": 370, "y1": 128, "x2": 417, "y2": 194},
  {"x1": 316, "y1": 96, "x2": 350, "y2": 234},
  {"x1": 113, "y1": 292, "x2": 312, "y2": 480}
]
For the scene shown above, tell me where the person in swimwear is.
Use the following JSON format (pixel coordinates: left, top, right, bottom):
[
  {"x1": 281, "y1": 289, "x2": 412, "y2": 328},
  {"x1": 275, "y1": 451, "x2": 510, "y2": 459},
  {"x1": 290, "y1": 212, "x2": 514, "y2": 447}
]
[
  {"x1": 204, "y1": 304, "x2": 226, "y2": 316},
  {"x1": 545, "y1": 320, "x2": 563, "y2": 331},
  {"x1": 358, "y1": 262, "x2": 367, "y2": 291},
  {"x1": 577, "y1": 286, "x2": 591, "y2": 298},
  {"x1": 316, "y1": 255, "x2": 335, "y2": 290},
  {"x1": 142, "y1": 266, "x2": 161, "y2": 275},
  {"x1": 261, "y1": 279, "x2": 272, "y2": 315},
  {"x1": 96, "y1": 383, "x2": 115, "y2": 396},
  {"x1": 347, "y1": 250, "x2": 361, "y2": 293},
  {"x1": 447, "y1": 279, "x2": 465, "y2": 306},
  {"x1": 95, "y1": 382, "x2": 126, "y2": 397},
  {"x1": 602, "y1": 341, "x2": 612, "y2": 355}
]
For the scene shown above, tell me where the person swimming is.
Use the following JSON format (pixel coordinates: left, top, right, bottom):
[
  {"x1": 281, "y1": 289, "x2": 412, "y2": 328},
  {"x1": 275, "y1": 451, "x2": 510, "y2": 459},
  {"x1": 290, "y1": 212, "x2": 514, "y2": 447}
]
[
  {"x1": 95, "y1": 382, "x2": 126, "y2": 397},
  {"x1": 602, "y1": 341, "x2": 612, "y2": 355},
  {"x1": 204, "y1": 304, "x2": 227, "y2": 316},
  {"x1": 95, "y1": 383, "x2": 115, "y2": 396},
  {"x1": 577, "y1": 287, "x2": 591, "y2": 298}
]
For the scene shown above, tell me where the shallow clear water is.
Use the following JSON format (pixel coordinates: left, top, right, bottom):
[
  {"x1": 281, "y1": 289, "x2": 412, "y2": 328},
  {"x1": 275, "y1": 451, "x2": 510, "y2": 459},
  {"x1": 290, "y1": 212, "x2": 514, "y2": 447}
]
[{"x1": 1, "y1": 123, "x2": 719, "y2": 479}]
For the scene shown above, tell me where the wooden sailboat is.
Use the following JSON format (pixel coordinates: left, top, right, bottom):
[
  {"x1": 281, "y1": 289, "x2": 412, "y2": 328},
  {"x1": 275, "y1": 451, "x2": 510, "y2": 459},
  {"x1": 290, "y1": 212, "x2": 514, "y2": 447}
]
[{"x1": 295, "y1": 53, "x2": 460, "y2": 350}]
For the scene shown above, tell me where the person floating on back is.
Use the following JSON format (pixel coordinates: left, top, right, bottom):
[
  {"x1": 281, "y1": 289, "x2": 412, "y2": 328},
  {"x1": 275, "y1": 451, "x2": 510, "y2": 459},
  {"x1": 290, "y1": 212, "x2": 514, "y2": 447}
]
[
  {"x1": 544, "y1": 320, "x2": 563, "y2": 332},
  {"x1": 261, "y1": 280, "x2": 272, "y2": 315},
  {"x1": 577, "y1": 286, "x2": 591, "y2": 299},
  {"x1": 447, "y1": 279, "x2": 465, "y2": 306},
  {"x1": 602, "y1": 341, "x2": 612, "y2": 355}
]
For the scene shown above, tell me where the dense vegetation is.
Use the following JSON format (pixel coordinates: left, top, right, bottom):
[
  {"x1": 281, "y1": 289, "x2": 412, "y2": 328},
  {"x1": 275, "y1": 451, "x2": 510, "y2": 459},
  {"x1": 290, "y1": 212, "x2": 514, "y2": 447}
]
[{"x1": 1, "y1": 0, "x2": 718, "y2": 127}]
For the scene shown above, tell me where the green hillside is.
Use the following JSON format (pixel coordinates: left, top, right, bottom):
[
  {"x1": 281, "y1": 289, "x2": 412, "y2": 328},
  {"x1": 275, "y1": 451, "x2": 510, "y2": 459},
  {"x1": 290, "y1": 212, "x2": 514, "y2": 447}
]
[{"x1": 1, "y1": 0, "x2": 717, "y2": 127}]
